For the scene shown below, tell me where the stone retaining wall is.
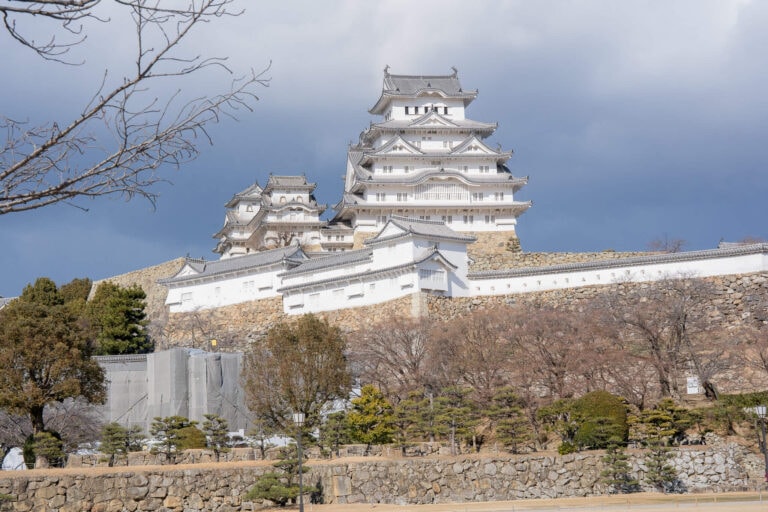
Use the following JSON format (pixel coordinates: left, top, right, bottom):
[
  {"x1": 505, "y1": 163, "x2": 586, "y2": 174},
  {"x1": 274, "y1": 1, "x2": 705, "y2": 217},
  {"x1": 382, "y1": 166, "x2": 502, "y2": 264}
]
[{"x1": 0, "y1": 444, "x2": 761, "y2": 511}]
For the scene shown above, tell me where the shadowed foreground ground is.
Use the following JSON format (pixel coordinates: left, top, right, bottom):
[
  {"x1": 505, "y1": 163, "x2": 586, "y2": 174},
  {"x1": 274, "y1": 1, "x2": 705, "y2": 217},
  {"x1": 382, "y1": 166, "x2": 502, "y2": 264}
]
[{"x1": 306, "y1": 492, "x2": 768, "y2": 512}]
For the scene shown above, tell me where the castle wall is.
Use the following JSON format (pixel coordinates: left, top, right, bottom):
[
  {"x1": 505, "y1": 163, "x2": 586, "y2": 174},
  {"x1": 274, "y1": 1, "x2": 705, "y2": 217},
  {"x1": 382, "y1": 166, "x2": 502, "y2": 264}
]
[{"x1": 1, "y1": 444, "x2": 762, "y2": 510}]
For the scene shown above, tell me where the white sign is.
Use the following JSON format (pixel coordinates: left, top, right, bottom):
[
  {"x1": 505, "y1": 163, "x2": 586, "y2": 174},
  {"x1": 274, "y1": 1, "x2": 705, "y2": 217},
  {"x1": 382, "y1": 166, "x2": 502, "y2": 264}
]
[{"x1": 686, "y1": 376, "x2": 701, "y2": 395}]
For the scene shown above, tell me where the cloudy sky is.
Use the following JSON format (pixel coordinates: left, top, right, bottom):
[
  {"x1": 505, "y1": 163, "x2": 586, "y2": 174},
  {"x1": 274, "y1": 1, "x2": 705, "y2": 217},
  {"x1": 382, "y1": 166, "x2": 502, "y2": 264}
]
[{"x1": 2, "y1": 0, "x2": 766, "y2": 298}]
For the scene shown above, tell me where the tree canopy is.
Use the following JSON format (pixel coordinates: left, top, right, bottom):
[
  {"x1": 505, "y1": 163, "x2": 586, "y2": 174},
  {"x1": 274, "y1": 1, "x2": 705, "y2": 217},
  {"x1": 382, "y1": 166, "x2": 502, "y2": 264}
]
[
  {"x1": 86, "y1": 282, "x2": 153, "y2": 355},
  {"x1": 243, "y1": 314, "x2": 351, "y2": 433},
  {"x1": 0, "y1": 278, "x2": 105, "y2": 434}
]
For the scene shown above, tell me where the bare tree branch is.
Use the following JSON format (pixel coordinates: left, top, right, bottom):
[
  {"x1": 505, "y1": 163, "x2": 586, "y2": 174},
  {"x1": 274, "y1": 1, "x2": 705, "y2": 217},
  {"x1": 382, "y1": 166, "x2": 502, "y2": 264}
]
[{"x1": 1, "y1": 0, "x2": 269, "y2": 214}]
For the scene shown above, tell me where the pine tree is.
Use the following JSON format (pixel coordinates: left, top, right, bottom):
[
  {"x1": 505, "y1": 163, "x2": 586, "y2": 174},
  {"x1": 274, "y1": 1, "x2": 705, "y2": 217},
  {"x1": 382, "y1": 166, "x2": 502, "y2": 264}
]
[
  {"x1": 346, "y1": 385, "x2": 395, "y2": 454},
  {"x1": 644, "y1": 441, "x2": 678, "y2": 492},
  {"x1": 150, "y1": 416, "x2": 198, "y2": 464},
  {"x1": 320, "y1": 411, "x2": 351, "y2": 458},
  {"x1": 100, "y1": 422, "x2": 145, "y2": 466},
  {"x1": 489, "y1": 387, "x2": 534, "y2": 454},
  {"x1": 86, "y1": 282, "x2": 153, "y2": 355},
  {"x1": 600, "y1": 441, "x2": 639, "y2": 494},
  {"x1": 245, "y1": 444, "x2": 315, "y2": 507},
  {"x1": 202, "y1": 414, "x2": 231, "y2": 461}
]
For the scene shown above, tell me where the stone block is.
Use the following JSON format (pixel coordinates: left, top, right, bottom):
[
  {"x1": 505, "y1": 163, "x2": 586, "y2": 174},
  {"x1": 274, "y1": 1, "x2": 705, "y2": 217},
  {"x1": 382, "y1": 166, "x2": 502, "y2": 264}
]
[{"x1": 332, "y1": 475, "x2": 352, "y2": 497}]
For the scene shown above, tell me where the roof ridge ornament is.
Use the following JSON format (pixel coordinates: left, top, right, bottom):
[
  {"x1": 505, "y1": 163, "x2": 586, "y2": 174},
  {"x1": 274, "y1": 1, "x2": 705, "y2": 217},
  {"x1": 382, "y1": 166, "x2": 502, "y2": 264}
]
[
  {"x1": 384, "y1": 64, "x2": 390, "y2": 76},
  {"x1": 451, "y1": 66, "x2": 458, "y2": 77}
]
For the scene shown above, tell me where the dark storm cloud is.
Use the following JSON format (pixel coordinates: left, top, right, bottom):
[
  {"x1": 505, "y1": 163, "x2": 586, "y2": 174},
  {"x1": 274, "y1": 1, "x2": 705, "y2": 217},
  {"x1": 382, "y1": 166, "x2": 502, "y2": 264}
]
[{"x1": 1, "y1": 1, "x2": 766, "y2": 296}]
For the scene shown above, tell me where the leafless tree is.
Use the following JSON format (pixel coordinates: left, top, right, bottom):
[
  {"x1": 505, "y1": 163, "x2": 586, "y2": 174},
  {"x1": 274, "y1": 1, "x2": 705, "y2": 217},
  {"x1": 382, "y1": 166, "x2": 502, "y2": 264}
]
[
  {"x1": 605, "y1": 276, "x2": 724, "y2": 399},
  {"x1": 349, "y1": 317, "x2": 437, "y2": 403},
  {"x1": 1, "y1": 0, "x2": 268, "y2": 214},
  {"x1": 508, "y1": 305, "x2": 588, "y2": 400},
  {"x1": 431, "y1": 307, "x2": 516, "y2": 408},
  {"x1": 647, "y1": 234, "x2": 686, "y2": 253}
]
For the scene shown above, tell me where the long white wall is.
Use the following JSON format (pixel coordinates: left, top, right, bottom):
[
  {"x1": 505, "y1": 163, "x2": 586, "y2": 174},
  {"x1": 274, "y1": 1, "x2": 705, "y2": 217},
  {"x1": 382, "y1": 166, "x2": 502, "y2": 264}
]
[{"x1": 469, "y1": 247, "x2": 768, "y2": 296}]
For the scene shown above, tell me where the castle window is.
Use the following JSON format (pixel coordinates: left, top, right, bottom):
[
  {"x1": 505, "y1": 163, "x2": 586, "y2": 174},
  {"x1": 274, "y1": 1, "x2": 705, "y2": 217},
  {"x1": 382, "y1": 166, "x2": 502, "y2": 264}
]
[
  {"x1": 396, "y1": 193, "x2": 407, "y2": 202},
  {"x1": 472, "y1": 192, "x2": 484, "y2": 202},
  {"x1": 495, "y1": 192, "x2": 504, "y2": 200},
  {"x1": 414, "y1": 106, "x2": 419, "y2": 114},
  {"x1": 246, "y1": 205, "x2": 253, "y2": 212},
  {"x1": 181, "y1": 292, "x2": 192, "y2": 304},
  {"x1": 480, "y1": 165, "x2": 490, "y2": 173},
  {"x1": 463, "y1": 215, "x2": 474, "y2": 225},
  {"x1": 463, "y1": 166, "x2": 468, "y2": 172},
  {"x1": 443, "y1": 107, "x2": 449, "y2": 115},
  {"x1": 404, "y1": 166, "x2": 410, "y2": 173},
  {"x1": 376, "y1": 192, "x2": 385, "y2": 202},
  {"x1": 405, "y1": 106, "x2": 410, "y2": 115}
]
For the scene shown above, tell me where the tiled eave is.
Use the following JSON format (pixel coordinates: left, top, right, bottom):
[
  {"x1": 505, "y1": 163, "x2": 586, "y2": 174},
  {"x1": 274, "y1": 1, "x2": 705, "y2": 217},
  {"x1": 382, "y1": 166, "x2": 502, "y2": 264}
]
[{"x1": 278, "y1": 248, "x2": 451, "y2": 294}]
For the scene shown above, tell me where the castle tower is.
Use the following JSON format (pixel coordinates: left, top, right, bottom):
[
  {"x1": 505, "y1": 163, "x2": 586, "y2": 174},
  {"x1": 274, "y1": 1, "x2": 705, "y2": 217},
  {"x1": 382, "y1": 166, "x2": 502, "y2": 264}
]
[
  {"x1": 332, "y1": 67, "x2": 531, "y2": 246},
  {"x1": 213, "y1": 175, "x2": 326, "y2": 258}
]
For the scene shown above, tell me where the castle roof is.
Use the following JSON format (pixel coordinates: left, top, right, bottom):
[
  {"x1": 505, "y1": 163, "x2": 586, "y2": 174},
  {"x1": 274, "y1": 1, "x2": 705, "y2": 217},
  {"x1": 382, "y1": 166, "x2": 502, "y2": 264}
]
[
  {"x1": 264, "y1": 175, "x2": 317, "y2": 192},
  {"x1": 159, "y1": 246, "x2": 307, "y2": 285},
  {"x1": 278, "y1": 246, "x2": 457, "y2": 294},
  {"x1": 365, "y1": 216, "x2": 477, "y2": 245},
  {"x1": 370, "y1": 68, "x2": 478, "y2": 114},
  {"x1": 224, "y1": 182, "x2": 262, "y2": 208}
]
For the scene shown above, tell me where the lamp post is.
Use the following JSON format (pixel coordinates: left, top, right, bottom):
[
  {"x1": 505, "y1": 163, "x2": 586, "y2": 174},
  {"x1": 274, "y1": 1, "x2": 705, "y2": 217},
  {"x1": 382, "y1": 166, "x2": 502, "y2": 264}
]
[
  {"x1": 756, "y1": 405, "x2": 768, "y2": 484},
  {"x1": 293, "y1": 412, "x2": 305, "y2": 512}
]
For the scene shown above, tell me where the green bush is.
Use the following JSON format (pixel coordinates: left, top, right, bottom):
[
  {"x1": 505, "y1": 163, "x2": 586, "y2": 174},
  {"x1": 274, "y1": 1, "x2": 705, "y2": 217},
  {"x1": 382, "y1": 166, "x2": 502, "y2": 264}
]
[
  {"x1": 244, "y1": 471, "x2": 299, "y2": 507},
  {"x1": 176, "y1": 425, "x2": 207, "y2": 450},
  {"x1": 573, "y1": 391, "x2": 628, "y2": 450}
]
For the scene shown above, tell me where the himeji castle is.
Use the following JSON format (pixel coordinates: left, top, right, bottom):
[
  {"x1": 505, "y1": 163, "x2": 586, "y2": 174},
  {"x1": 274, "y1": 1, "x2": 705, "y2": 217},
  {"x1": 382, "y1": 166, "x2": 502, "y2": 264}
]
[
  {"x1": 332, "y1": 67, "x2": 530, "y2": 245},
  {"x1": 159, "y1": 69, "x2": 768, "y2": 315}
]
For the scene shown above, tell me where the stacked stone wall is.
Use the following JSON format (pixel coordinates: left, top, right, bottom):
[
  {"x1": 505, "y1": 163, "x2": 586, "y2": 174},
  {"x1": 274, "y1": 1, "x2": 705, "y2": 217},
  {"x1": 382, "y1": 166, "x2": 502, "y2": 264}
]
[
  {"x1": 428, "y1": 272, "x2": 768, "y2": 327},
  {"x1": 0, "y1": 444, "x2": 761, "y2": 511},
  {"x1": 161, "y1": 294, "x2": 418, "y2": 352}
]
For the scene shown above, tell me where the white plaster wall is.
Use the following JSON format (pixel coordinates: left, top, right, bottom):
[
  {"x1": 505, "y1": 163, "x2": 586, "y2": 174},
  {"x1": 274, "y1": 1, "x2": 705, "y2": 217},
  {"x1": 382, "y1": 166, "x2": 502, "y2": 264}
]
[
  {"x1": 282, "y1": 269, "x2": 418, "y2": 314},
  {"x1": 469, "y1": 251, "x2": 768, "y2": 297},
  {"x1": 166, "y1": 265, "x2": 283, "y2": 313}
]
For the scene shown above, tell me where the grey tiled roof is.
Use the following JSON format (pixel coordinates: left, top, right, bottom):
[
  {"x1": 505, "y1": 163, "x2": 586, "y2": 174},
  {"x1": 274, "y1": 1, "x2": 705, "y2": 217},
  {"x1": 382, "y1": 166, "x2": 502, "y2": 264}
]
[
  {"x1": 225, "y1": 183, "x2": 262, "y2": 207},
  {"x1": 159, "y1": 246, "x2": 307, "y2": 285},
  {"x1": 278, "y1": 247, "x2": 456, "y2": 293},
  {"x1": 264, "y1": 175, "x2": 316, "y2": 192},
  {"x1": 365, "y1": 216, "x2": 476, "y2": 245},
  {"x1": 369, "y1": 117, "x2": 496, "y2": 132},
  {"x1": 280, "y1": 248, "x2": 374, "y2": 277},
  {"x1": 469, "y1": 243, "x2": 768, "y2": 280},
  {"x1": 370, "y1": 70, "x2": 478, "y2": 114},
  {"x1": 383, "y1": 73, "x2": 473, "y2": 97}
]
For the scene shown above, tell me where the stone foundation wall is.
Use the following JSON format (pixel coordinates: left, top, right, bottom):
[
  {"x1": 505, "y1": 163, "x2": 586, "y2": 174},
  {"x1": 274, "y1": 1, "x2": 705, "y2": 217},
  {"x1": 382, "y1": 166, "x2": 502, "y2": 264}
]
[
  {"x1": 428, "y1": 272, "x2": 768, "y2": 328},
  {"x1": 0, "y1": 444, "x2": 760, "y2": 511},
  {"x1": 160, "y1": 293, "x2": 420, "y2": 352}
]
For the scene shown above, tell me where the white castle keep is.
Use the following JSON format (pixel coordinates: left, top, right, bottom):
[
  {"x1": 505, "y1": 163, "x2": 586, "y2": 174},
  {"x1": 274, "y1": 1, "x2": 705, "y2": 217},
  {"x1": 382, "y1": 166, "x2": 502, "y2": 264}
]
[{"x1": 160, "y1": 70, "x2": 768, "y2": 315}]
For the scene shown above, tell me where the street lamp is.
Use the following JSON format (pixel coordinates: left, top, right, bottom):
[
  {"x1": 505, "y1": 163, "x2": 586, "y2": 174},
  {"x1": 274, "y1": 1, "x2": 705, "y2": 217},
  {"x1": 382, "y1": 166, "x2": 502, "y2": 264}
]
[
  {"x1": 293, "y1": 412, "x2": 305, "y2": 512},
  {"x1": 756, "y1": 405, "x2": 768, "y2": 484}
]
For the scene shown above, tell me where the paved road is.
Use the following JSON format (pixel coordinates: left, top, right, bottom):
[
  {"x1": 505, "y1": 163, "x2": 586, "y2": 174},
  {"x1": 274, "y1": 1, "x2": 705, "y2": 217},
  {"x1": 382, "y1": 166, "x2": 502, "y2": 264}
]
[{"x1": 306, "y1": 492, "x2": 768, "y2": 512}]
